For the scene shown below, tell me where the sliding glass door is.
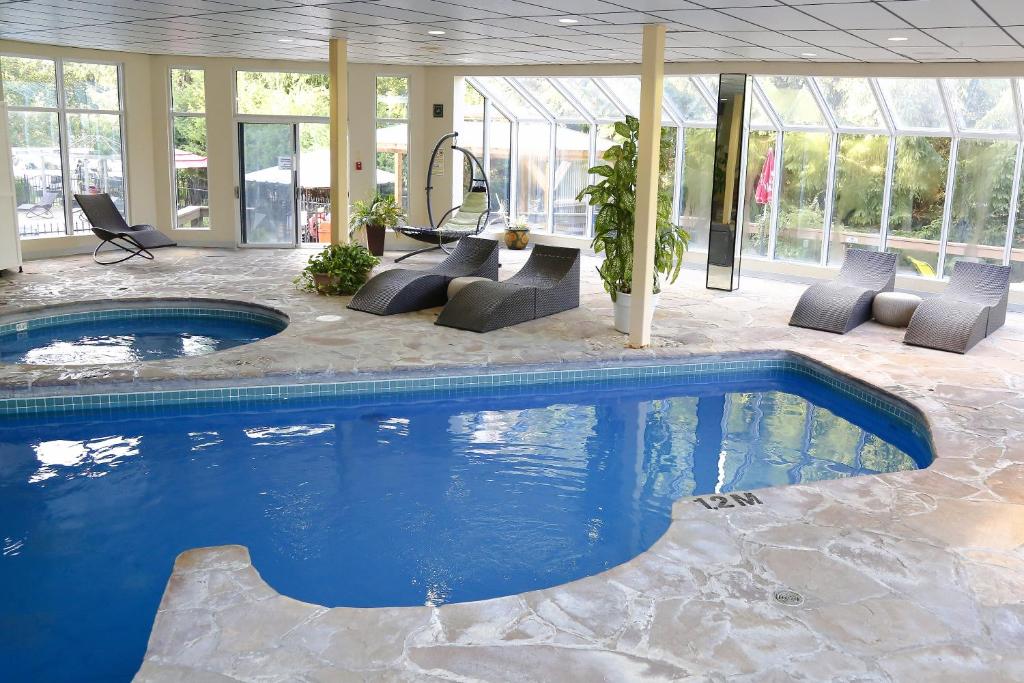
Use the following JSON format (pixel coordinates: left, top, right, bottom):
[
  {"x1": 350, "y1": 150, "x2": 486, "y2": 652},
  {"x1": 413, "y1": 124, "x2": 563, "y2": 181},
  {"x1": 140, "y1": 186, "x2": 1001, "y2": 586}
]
[{"x1": 239, "y1": 122, "x2": 296, "y2": 246}]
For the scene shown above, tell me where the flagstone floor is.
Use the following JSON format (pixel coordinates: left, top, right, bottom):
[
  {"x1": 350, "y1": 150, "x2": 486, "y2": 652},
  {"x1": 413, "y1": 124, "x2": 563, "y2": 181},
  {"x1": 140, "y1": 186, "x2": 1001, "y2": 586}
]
[{"x1": 1, "y1": 246, "x2": 1022, "y2": 682}]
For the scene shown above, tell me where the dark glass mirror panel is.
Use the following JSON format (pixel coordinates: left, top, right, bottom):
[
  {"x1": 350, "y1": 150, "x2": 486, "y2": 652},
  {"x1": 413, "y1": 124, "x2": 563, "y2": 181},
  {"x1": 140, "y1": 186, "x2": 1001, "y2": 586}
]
[{"x1": 707, "y1": 74, "x2": 749, "y2": 291}]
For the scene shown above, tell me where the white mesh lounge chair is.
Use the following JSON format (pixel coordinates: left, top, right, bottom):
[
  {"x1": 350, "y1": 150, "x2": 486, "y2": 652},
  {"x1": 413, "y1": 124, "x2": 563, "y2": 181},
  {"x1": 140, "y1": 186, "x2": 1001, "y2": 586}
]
[
  {"x1": 904, "y1": 261, "x2": 1010, "y2": 354},
  {"x1": 789, "y1": 249, "x2": 896, "y2": 334},
  {"x1": 17, "y1": 190, "x2": 58, "y2": 218}
]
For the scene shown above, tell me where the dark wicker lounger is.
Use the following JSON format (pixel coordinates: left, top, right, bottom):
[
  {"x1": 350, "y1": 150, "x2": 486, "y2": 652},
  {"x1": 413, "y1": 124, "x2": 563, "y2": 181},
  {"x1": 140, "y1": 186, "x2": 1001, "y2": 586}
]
[
  {"x1": 435, "y1": 244, "x2": 580, "y2": 333},
  {"x1": 348, "y1": 237, "x2": 499, "y2": 316},
  {"x1": 904, "y1": 260, "x2": 1010, "y2": 354},
  {"x1": 75, "y1": 193, "x2": 177, "y2": 265},
  {"x1": 789, "y1": 249, "x2": 896, "y2": 334}
]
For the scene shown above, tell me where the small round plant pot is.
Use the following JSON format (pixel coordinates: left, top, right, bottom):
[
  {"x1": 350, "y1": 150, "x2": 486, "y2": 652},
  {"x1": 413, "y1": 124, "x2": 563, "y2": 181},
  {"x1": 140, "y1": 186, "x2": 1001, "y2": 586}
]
[
  {"x1": 504, "y1": 228, "x2": 530, "y2": 250},
  {"x1": 613, "y1": 291, "x2": 660, "y2": 333},
  {"x1": 365, "y1": 223, "x2": 386, "y2": 257},
  {"x1": 311, "y1": 273, "x2": 340, "y2": 295}
]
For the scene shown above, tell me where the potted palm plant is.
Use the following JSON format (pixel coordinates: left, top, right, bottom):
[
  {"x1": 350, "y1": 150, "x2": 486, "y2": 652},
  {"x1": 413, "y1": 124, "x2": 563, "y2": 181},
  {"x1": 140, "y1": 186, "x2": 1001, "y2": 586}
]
[
  {"x1": 350, "y1": 193, "x2": 405, "y2": 257},
  {"x1": 576, "y1": 115, "x2": 689, "y2": 333}
]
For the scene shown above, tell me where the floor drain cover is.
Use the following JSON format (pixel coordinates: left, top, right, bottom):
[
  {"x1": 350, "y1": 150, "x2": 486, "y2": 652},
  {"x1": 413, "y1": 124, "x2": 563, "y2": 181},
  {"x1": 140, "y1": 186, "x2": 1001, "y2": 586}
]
[{"x1": 773, "y1": 589, "x2": 804, "y2": 607}]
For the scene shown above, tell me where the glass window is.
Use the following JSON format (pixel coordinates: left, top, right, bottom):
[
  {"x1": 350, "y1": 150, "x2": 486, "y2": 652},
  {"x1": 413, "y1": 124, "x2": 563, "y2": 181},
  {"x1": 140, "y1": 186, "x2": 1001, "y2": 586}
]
[
  {"x1": 815, "y1": 77, "x2": 885, "y2": 130},
  {"x1": 473, "y1": 77, "x2": 541, "y2": 120},
  {"x1": 170, "y1": 68, "x2": 205, "y2": 113},
  {"x1": 756, "y1": 76, "x2": 825, "y2": 128},
  {"x1": 8, "y1": 111, "x2": 65, "y2": 237},
  {"x1": 1012, "y1": 166, "x2": 1024, "y2": 286},
  {"x1": 460, "y1": 82, "x2": 485, "y2": 195},
  {"x1": 489, "y1": 108, "x2": 512, "y2": 213},
  {"x1": 750, "y1": 95, "x2": 773, "y2": 128},
  {"x1": 943, "y1": 139, "x2": 1016, "y2": 275},
  {"x1": 679, "y1": 128, "x2": 715, "y2": 251},
  {"x1": 878, "y1": 79, "x2": 950, "y2": 132},
  {"x1": 514, "y1": 77, "x2": 581, "y2": 119},
  {"x1": 829, "y1": 134, "x2": 888, "y2": 266},
  {"x1": 375, "y1": 76, "x2": 409, "y2": 210},
  {"x1": 553, "y1": 123, "x2": 590, "y2": 236},
  {"x1": 235, "y1": 71, "x2": 330, "y2": 117},
  {"x1": 516, "y1": 122, "x2": 550, "y2": 227},
  {"x1": 775, "y1": 132, "x2": 830, "y2": 263},
  {"x1": 945, "y1": 78, "x2": 1016, "y2": 134},
  {"x1": 887, "y1": 136, "x2": 951, "y2": 276},
  {"x1": 170, "y1": 68, "x2": 208, "y2": 229},
  {"x1": 742, "y1": 131, "x2": 777, "y2": 258},
  {"x1": 558, "y1": 78, "x2": 621, "y2": 120},
  {"x1": 2, "y1": 56, "x2": 125, "y2": 238},
  {"x1": 598, "y1": 77, "x2": 673, "y2": 123},
  {"x1": 63, "y1": 62, "x2": 119, "y2": 111},
  {"x1": 1, "y1": 56, "x2": 57, "y2": 108},
  {"x1": 67, "y1": 113, "x2": 125, "y2": 233},
  {"x1": 664, "y1": 77, "x2": 715, "y2": 124}
]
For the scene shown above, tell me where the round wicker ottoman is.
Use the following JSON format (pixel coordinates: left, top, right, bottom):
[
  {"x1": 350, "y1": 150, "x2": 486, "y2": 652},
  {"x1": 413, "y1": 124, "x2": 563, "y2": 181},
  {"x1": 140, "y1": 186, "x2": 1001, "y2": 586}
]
[{"x1": 872, "y1": 291, "x2": 922, "y2": 327}]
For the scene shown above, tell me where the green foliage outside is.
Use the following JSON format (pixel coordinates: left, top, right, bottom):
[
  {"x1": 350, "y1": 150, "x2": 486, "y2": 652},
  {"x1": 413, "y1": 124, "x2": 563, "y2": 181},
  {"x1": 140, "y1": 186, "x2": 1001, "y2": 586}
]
[
  {"x1": 294, "y1": 243, "x2": 380, "y2": 296},
  {"x1": 577, "y1": 116, "x2": 689, "y2": 300}
]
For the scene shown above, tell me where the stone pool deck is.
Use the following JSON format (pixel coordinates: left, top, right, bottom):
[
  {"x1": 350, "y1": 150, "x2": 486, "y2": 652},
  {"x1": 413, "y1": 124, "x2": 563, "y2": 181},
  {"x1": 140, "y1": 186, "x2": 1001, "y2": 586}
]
[{"x1": 2, "y1": 247, "x2": 1022, "y2": 681}]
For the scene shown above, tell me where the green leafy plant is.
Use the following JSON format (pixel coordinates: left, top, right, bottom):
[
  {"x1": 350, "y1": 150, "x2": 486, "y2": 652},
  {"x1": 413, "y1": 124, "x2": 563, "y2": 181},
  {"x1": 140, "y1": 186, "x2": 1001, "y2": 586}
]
[
  {"x1": 576, "y1": 115, "x2": 689, "y2": 301},
  {"x1": 349, "y1": 193, "x2": 406, "y2": 238},
  {"x1": 294, "y1": 243, "x2": 380, "y2": 296}
]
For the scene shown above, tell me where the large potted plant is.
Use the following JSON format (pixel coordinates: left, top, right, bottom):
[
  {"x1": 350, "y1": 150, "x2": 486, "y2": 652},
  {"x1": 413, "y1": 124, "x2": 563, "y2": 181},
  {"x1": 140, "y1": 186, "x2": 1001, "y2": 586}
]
[
  {"x1": 576, "y1": 115, "x2": 689, "y2": 333},
  {"x1": 350, "y1": 193, "x2": 405, "y2": 257},
  {"x1": 294, "y1": 243, "x2": 380, "y2": 296}
]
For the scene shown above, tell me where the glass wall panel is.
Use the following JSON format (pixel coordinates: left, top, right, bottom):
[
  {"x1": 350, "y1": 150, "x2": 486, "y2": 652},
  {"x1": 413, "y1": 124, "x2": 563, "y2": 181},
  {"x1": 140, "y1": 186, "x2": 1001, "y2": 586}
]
[
  {"x1": 460, "y1": 82, "x2": 485, "y2": 195},
  {"x1": 679, "y1": 128, "x2": 715, "y2": 251},
  {"x1": 171, "y1": 68, "x2": 208, "y2": 229},
  {"x1": 741, "y1": 131, "x2": 777, "y2": 257},
  {"x1": 8, "y1": 110, "x2": 65, "y2": 237},
  {"x1": 664, "y1": 77, "x2": 714, "y2": 123},
  {"x1": 1, "y1": 56, "x2": 57, "y2": 108},
  {"x1": 815, "y1": 77, "x2": 885, "y2": 129},
  {"x1": 474, "y1": 77, "x2": 541, "y2": 119},
  {"x1": 515, "y1": 77, "x2": 581, "y2": 119},
  {"x1": 750, "y1": 95, "x2": 773, "y2": 128},
  {"x1": 299, "y1": 122, "x2": 330, "y2": 244},
  {"x1": 489, "y1": 110, "x2": 512, "y2": 212},
  {"x1": 945, "y1": 78, "x2": 1016, "y2": 134},
  {"x1": 516, "y1": 122, "x2": 550, "y2": 226},
  {"x1": 878, "y1": 79, "x2": 949, "y2": 131},
  {"x1": 600, "y1": 77, "x2": 672, "y2": 123},
  {"x1": 756, "y1": 76, "x2": 825, "y2": 127},
  {"x1": 775, "y1": 132, "x2": 830, "y2": 263},
  {"x1": 375, "y1": 76, "x2": 409, "y2": 209},
  {"x1": 235, "y1": 71, "x2": 330, "y2": 117},
  {"x1": 887, "y1": 136, "x2": 951, "y2": 276},
  {"x1": 553, "y1": 123, "x2": 590, "y2": 236},
  {"x1": 171, "y1": 68, "x2": 205, "y2": 113},
  {"x1": 63, "y1": 62, "x2": 119, "y2": 110},
  {"x1": 943, "y1": 139, "x2": 1016, "y2": 274},
  {"x1": 1013, "y1": 168, "x2": 1024, "y2": 285},
  {"x1": 829, "y1": 134, "x2": 888, "y2": 266},
  {"x1": 67, "y1": 112, "x2": 125, "y2": 233},
  {"x1": 559, "y1": 78, "x2": 621, "y2": 120}
]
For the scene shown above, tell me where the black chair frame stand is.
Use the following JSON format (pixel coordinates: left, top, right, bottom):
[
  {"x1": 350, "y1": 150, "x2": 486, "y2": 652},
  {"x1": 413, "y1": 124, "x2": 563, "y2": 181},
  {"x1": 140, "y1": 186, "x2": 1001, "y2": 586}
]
[
  {"x1": 394, "y1": 132, "x2": 495, "y2": 263},
  {"x1": 74, "y1": 193, "x2": 177, "y2": 266}
]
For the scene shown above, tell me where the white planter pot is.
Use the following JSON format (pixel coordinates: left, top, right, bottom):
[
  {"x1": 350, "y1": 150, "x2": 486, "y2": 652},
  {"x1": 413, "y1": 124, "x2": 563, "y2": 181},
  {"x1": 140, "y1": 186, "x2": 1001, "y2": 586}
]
[{"x1": 613, "y1": 292, "x2": 660, "y2": 334}]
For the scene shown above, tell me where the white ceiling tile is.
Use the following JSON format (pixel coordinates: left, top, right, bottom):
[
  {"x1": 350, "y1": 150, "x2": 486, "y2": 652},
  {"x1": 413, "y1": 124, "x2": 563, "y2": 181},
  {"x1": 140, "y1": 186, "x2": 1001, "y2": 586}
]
[
  {"x1": 974, "y1": 0, "x2": 1024, "y2": 26},
  {"x1": 850, "y1": 28, "x2": 944, "y2": 47},
  {"x1": 926, "y1": 26, "x2": 1015, "y2": 47},
  {"x1": 649, "y1": 9, "x2": 767, "y2": 32},
  {"x1": 881, "y1": 0, "x2": 995, "y2": 29},
  {"x1": 798, "y1": 2, "x2": 911, "y2": 30},
  {"x1": 721, "y1": 6, "x2": 835, "y2": 31}
]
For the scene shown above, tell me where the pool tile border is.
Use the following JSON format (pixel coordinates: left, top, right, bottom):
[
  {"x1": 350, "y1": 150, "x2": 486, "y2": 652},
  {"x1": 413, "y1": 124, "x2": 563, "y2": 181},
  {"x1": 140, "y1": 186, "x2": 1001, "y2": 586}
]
[
  {"x1": 0, "y1": 354, "x2": 928, "y2": 439},
  {"x1": 0, "y1": 306, "x2": 287, "y2": 336}
]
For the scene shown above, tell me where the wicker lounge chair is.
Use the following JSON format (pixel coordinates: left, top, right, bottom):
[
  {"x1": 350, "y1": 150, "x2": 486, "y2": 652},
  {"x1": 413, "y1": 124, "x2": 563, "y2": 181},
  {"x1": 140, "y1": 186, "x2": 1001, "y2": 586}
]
[
  {"x1": 348, "y1": 237, "x2": 499, "y2": 316},
  {"x1": 435, "y1": 245, "x2": 580, "y2": 333},
  {"x1": 789, "y1": 249, "x2": 896, "y2": 334},
  {"x1": 75, "y1": 193, "x2": 177, "y2": 265},
  {"x1": 904, "y1": 261, "x2": 1010, "y2": 354}
]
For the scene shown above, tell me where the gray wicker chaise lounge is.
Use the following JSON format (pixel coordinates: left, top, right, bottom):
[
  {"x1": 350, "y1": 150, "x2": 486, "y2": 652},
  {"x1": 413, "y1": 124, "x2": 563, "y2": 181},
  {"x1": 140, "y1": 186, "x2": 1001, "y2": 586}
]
[
  {"x1": 435, "y1": 245, "x2": 580, "y2": 333},
  {"x1": 347, "y1": 237, "x2": 499, "y2": 316},
  {"x1": 789, "y1": 249, "x2": 897, "y2": 334},
  {"x1": 904, "y1": 261, "x2": 1010, "y2": 354}
]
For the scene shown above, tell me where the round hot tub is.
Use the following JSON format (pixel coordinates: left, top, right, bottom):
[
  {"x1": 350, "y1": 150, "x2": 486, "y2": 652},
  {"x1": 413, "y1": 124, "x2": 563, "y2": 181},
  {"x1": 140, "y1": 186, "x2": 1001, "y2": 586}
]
[{"x1": 0, "y1": 299, "x2": 288, "y2": 365}]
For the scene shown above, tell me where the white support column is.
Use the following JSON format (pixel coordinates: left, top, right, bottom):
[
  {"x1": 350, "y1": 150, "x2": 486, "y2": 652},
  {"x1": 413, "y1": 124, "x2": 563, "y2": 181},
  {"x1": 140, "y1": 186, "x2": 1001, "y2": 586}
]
[
  {"x1": 329, "y1": 39, "x2": 350, "y2": 245},
  {"x1": 628, "y1": 23, "x2": 666, "y2": 349}
]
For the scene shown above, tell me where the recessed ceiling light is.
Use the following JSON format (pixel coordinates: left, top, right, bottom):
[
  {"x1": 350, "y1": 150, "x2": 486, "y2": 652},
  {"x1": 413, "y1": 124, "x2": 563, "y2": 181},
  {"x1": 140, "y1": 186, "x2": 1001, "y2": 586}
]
[
  {"x1": 558, "y1": 17, "x2": 579, "y2": 24},
  {"x1": 428, "y1": 29, "x2": 446, "y2": 35},
  {"x1": 888, "y1": 36, "x2": 909, "y2": 42},
  {"x1": 801, "y1": 52, "x2": 817, "y2": 57},
  {"x1": 278, "y1": 38, "x2": 293, "y2": 43}
]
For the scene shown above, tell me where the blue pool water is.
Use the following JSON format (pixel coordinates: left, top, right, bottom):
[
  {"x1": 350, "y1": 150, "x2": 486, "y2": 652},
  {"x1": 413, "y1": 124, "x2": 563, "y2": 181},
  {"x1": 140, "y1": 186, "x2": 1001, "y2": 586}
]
[
  {"x1": 0, "y1": 311, "x2": 283, "y2": 365},
  {"x1": 0, "y1": 369, "x2": 932, "y2": 681}
]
